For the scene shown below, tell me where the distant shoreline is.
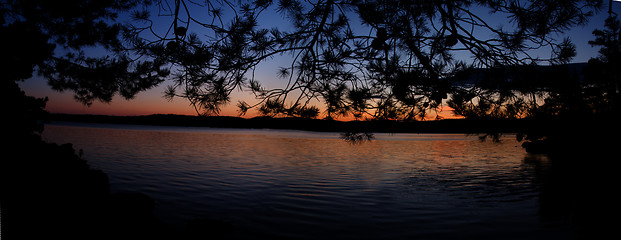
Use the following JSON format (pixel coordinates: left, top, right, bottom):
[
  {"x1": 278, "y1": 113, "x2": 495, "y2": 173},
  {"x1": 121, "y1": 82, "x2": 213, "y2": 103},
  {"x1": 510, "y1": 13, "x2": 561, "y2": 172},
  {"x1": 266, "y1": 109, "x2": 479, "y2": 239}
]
[{"x1": 48, "y1": 113, "x2": 530, "y2": 134}]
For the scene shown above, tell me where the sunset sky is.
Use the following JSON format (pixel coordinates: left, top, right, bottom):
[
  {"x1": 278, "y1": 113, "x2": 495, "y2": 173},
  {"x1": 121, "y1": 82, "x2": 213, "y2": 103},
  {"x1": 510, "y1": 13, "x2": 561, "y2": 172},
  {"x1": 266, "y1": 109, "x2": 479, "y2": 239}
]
[{"x1": 18, "y1": 1, "x2": 621, "y2": 119}]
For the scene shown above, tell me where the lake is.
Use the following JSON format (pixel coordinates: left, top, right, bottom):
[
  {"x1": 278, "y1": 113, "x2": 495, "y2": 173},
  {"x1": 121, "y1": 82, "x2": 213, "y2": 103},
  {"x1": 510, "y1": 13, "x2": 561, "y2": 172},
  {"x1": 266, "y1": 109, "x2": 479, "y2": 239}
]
[{"x1": 42, "y1": 122, "x2": 571, "y2": 239}]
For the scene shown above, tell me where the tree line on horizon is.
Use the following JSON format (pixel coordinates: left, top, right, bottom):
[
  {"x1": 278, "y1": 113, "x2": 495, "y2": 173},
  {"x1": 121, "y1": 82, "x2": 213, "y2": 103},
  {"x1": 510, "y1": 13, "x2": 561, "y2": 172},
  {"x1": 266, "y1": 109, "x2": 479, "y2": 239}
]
[
  {"x1": 2, "y1": 0, "x2": 620, "y2": 136},
  {"x1": 3, "y1": 2, "x2": 620, "y2": 239}
]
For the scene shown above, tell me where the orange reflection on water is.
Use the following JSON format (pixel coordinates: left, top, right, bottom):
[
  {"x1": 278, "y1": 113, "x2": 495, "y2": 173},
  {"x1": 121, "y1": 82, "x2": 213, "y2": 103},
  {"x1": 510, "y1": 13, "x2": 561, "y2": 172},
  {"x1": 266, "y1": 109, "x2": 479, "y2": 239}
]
[{"x1": 42, "y1": 123, "x2": 540, "y2": 239}]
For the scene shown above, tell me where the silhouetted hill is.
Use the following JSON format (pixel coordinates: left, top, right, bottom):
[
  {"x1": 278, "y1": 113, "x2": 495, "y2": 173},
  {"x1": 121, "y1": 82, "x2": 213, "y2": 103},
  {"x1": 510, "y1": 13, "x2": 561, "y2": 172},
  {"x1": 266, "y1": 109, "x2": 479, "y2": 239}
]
[{"x1": 50, "y1": 113, "x2": 531, "y2": 134}]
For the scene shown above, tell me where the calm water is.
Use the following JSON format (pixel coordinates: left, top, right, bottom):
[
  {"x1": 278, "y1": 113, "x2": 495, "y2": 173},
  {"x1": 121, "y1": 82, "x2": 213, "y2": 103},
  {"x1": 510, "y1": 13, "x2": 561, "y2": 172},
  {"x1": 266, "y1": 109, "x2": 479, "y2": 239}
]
[{"x1": 42, "y1": 122, "x2": 569, "y2": 239}]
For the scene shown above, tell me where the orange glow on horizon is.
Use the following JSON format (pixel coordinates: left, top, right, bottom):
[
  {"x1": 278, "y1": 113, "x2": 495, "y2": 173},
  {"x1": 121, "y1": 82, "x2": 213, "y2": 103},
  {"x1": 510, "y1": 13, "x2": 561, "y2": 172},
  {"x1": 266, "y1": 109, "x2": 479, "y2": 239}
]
[
  {"x1": 22, "y1": 78, "x2": 462, "y2": 120},
  {"x1": 43, "y1": 92, "x2": 462, "y2": 120},
  {"x1": 45, "y1": 96, "x2": 461, "y2": 121}
]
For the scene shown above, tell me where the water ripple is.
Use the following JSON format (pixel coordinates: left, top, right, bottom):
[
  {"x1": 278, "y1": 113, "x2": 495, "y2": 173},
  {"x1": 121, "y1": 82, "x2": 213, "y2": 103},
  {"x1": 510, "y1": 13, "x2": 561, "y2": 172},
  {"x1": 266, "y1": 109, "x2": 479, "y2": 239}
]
[{"x1": 42, "y1": 123, "x2": 559, "y2": 239}]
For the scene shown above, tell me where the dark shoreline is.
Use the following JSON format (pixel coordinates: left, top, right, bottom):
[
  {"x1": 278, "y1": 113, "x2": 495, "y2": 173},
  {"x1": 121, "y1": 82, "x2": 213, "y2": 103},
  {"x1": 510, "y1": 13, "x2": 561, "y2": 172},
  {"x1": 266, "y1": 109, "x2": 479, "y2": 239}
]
[
  {"x1": 49, "y1": 113, "x2": 530, "y2": 134},
  {"x1": 23, "y1": 113, "x2": 619, "y2": 240}
]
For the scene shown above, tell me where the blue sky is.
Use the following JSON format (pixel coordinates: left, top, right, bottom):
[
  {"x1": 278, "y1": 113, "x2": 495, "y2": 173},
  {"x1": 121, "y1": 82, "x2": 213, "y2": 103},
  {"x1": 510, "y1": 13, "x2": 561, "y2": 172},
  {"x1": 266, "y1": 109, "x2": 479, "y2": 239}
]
[{"x1": 19, "y1": 1, "x2": 621, "y2": 117}]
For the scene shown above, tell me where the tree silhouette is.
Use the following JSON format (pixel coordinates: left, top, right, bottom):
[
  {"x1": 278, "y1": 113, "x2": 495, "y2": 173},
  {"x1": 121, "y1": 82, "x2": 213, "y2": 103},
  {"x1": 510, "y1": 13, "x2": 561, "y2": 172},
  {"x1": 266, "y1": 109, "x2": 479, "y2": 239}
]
[
  {"x1": 583, "y1": 15, "x2": 620, "y2": 115},
  {"x1": 30, "y1": 0, "x2": 600, "y2": 119},
  {"x1": 539, "y1": 15, "x2": 620, "y2": 117},
  {"x1": 4, "y1": 0, "x2": 609, "y2": 122},
  {"x1": 450, "y1": 14, "x2": 620, "y2": 122},
  {"x1": 508, "y1": 14, "x2": 621, "y2": 153},
  {"x1": 2, "y1": 0, "x2": 160, "y2": 137},
  {"x1": 2, "y1": 2, "x2": 185, "y2": 239},
  {"x1": 2, "y1": 0, "x2": 166, "y2": 107}
]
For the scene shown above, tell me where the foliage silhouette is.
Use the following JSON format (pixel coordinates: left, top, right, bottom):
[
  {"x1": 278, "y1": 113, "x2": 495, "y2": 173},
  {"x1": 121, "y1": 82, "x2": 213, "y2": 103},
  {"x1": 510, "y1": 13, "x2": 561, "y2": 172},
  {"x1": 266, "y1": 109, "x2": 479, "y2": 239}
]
[
  {"x1": 4, "y1": 0, "x2": 618, "y2": 143},
  {"x1": 340, "y1": 131, "x2": 375, "y2": 144},
  {"x1": 2, "y1": 0, "x2": 166, "y2": 104},
  {"x1": 517, "y1": 15, "x2": 621, "y2": 152},
  {"x1": 2, "y1": 1, "x2": 179, "y2": 239},
  {"x1": 3, "y1": 2, "x2": 619, "y2": 238},
  {"x1": 6, "y1": 0, "x2": 601, "y2": 119}
]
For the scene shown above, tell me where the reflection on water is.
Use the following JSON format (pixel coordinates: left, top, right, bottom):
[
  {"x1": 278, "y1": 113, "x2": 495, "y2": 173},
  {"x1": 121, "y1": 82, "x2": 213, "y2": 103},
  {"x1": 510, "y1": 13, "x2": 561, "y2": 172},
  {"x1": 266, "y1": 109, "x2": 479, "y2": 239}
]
[{"x1": 43, "y1": 122, "x2": 575, "y2": 239}]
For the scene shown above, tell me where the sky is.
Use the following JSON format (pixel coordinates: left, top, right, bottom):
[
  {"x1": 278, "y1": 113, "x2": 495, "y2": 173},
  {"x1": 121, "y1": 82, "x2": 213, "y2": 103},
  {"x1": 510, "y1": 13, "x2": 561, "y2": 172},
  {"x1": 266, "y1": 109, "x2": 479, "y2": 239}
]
[{"x1": 18, "y1": 1, "x2": 621, "y2": 119}]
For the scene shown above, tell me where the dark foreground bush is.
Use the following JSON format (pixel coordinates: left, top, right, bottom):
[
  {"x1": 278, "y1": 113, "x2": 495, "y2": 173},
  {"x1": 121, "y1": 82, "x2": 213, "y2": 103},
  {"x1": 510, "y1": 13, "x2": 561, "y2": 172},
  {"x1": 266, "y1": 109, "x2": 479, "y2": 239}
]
[{"x1": 0, "y1": 134, "x2": 175, "y2": 240}]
